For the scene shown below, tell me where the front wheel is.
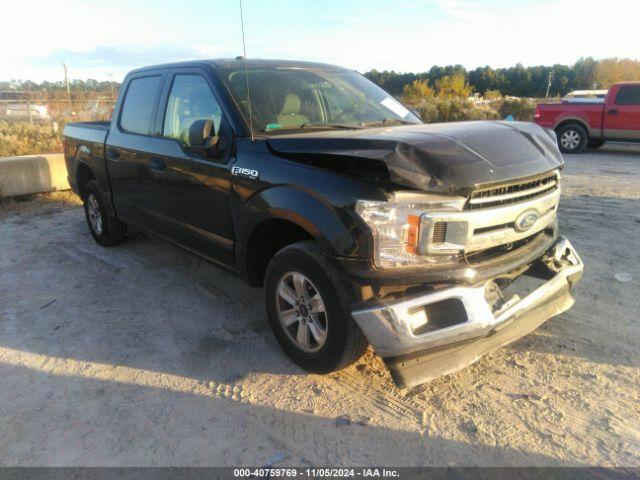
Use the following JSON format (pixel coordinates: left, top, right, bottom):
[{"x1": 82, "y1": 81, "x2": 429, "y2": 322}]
[
  {"x1": 556, "y1": 124, "x2": 588, "y2": 154},
  {"x1": 264, "y1": 241, "x2": 368, "y2": 373}
]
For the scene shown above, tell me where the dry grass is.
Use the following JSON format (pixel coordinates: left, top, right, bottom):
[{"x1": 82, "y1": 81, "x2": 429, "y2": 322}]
[
  {"x1": 0, "y1": 190, "x2": 81, "y2": 220},
  {"x1": 0, "y1": 121, "x2": 63, "y2": 157}
]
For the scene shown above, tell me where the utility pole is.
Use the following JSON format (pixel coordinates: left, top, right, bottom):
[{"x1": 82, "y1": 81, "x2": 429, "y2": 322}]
[
  {"x1": 545, "y1": 71, "x2": 553, "y2": 98},
  {"x1": 62, "y1": 63, "x2": 72, "y2": 105},
  {"x1": 108, "y1": 73, "x2": 115, "y2": 99},
  {"x1": 27, "y1": 83, "x2": 33, "y2": 125}
]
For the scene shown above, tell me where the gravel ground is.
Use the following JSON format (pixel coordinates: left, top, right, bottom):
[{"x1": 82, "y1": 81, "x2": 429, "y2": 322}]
[{"x1": 0, "y1": 143, "x2": 638, "y2": 467}]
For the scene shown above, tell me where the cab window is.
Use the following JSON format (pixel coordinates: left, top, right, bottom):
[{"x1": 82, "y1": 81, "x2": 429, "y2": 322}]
[
  {"x1": 120, "y1": 76, "x2": 162, "y2": 135},
  {"x1": 615, "y1": 85, "x2": 640, "y2": 105},
  {"x1": 163, "y1": 75, "x2": 223, "y2": 146}
]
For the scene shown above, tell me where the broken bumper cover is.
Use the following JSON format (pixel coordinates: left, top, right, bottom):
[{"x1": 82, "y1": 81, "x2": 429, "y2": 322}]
[{"x1": 351, "y1": 236, "x2": 583, "y2": 388}]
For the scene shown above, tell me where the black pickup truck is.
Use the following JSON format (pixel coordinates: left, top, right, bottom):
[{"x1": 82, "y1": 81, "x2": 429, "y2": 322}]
[{"x1": 63, "y1": 59, "x2": 583, "y2": 387}]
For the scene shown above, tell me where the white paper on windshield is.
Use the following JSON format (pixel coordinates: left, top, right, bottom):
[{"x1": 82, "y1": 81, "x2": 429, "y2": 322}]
[{"x1": 380, "y1": 97, "x2": 411, "y2": 118}]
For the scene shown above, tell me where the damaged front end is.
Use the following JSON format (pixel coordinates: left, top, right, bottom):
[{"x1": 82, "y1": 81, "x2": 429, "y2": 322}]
[
  {"x1": 351, "y1": 236, "x2": 583, "y2": 388},
  {"x1": 267, "y1": 120, "x2": 563, "y2": 194},
  {"x1": 346, "y1": 159, "x2": 583, "y2": 387},
  {"x1": 270, "y1": 120, "x2": 582, "y2": 387}
]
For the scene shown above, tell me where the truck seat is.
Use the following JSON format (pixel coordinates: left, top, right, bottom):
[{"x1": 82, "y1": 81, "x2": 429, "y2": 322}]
[{"x1": 276, "y1": 93, "x2": 308, "y2": 128}]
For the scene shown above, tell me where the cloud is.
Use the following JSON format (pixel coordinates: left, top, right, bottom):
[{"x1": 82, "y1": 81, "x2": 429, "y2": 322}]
[
  {"x1": 436, "y1": 0, "x2": 484, "y2": 21},
  {"x1": 31, "y1": 45, "x2": 210, "y2": 69},
  {"x1": 1, "y1": 0, "x2": 638, "y2": 81}
]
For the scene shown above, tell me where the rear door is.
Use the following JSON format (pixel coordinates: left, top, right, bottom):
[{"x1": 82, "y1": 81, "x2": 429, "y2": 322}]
[
  {"x1": 105, "y1": 71, "x2": 166, "y2": 227},
  {"x1": 603, "y1": 85, "x2": 640, "y2": 140},
  {"x1": 143, "y1": 69, "x2": 236, "y2": 268}
]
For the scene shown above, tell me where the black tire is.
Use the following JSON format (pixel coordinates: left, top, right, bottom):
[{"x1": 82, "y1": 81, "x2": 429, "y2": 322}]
[
  {"x1": 588, "y1": 139, "x2": 605, "y2": 149},
  {"x1": 82, "y1": 180, "x2": 127, "y2": 247},
  {"x1": 556, "y1": 123, "x2": 588, "y2": 154},
  {"x1": 264, "y1": 241, "x2": 368, "y2": 373}
]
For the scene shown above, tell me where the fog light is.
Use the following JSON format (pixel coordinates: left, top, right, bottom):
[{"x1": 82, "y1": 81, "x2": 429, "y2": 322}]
[{"x1": 411, "y1": 298, "x2": 468, "y2": 335}]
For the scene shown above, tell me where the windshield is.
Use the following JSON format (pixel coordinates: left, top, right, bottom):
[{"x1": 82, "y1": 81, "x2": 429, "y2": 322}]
[{"x1": 223, "y1": 67, "x2": 421, "y2": 134}]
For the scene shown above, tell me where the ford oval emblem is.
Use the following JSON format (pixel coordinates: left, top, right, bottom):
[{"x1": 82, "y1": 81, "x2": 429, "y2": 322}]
[{"x1": 515, "y1": 209, "x2": 539, "y2": 232}]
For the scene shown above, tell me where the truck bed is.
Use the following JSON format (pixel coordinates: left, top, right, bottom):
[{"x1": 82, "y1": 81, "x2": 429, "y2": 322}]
[
  {"x1": 63, "y1": 121, "x2": 111, "y2": 197},
  {"x1": 64, "y1": 121, "x2": 110, "y2": 145},
  {"x1": 535, "y1": 102, "x2": 604, "y2": 132}
]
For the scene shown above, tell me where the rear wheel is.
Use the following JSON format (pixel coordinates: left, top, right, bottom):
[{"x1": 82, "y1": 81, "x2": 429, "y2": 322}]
[
  {"x1": 82, "y1": 180, "x2": 127, "y2": 247},
  {"x1": 556, "y1": 124, "x2": 588, "y2": 154},
  {"x1": 264, "y1": 241, "x2": 368, "y2": 373}
]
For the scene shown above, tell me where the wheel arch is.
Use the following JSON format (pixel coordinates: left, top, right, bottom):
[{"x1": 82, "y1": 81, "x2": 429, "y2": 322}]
[
  {"x1": 73, "y1": 143, "x2": 116, "y2": 215},
  {"x1": 243, "y1": 218, "x2": 315, "y2": 287},
  {"x1": 554, "y1": 119, "x2": 590, "y2": 153},
  {"x1": 75, "y1": 161, "x2": 96, "y2": 198},
  {"x1": 236, "y1": 186, "x2": 360, "y2": 287},
  {"x1": 554, "y1": 118, "x2": 590, "y2": 135}
]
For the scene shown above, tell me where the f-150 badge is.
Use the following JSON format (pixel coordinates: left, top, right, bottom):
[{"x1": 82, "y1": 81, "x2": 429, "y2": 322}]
[{"x1": 231, "y1": 166, "x2": 260, "y2": 179}]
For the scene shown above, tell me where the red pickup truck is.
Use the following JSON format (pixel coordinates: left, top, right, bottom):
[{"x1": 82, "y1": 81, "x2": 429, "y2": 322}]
[{"x1": 535, "y1": 82, "x2": 640, "y2": 153}]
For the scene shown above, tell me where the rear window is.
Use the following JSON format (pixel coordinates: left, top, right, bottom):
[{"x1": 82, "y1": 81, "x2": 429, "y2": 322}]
[
  {"x1": 120, "y1": 76, "x2": 162, "y2": 134},
  {"x1": 614, "y1": 85, "x2": 640, "y2": 105}
]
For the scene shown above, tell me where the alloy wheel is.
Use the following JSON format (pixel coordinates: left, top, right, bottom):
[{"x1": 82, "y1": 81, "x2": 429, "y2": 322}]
[
  {"x1": 87, "y1": 194, "x2": 103, "y2": 236},
  {"x1": 275, "y1": 272, "x2": 328, "y2": 353}
]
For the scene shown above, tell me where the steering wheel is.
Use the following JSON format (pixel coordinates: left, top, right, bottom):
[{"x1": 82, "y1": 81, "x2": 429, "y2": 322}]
[
  {"x1": 333, "y1": 95, "x2": 367, "y2": 122},
  {"x1": 333, "y1": 107, "x2": 360, "y2": 122}
]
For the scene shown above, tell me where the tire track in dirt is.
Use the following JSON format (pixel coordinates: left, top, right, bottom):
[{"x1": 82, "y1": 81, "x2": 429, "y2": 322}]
[{"x1": 320, "y1": 362, "x2": 424, "y2": 425}]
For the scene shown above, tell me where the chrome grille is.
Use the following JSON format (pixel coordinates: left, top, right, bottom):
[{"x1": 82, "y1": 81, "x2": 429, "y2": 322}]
[
  {"x1": 419, "y1": 179, "x2": 560, "y2": 256},
  {"x1": 467, "y1": 172, "x2": 559, "y2": 210}
]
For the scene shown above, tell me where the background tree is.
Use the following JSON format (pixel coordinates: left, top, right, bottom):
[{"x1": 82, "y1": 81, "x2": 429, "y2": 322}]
[
  {"x1": 435, "y1": 72, "x2": 471, "y2": 98},
  {"x1": 365, "y1": 57, "x2": 640, "y2": 99},
  {"x1": 574, "y1": 57, "x2": 598, "y2": 89},
  {"x1": 595, "y1": 58, "x2": 640, "y2": 88},
  {"x1": 401, "y1": 79, "x2": 434, "y2": 104}
]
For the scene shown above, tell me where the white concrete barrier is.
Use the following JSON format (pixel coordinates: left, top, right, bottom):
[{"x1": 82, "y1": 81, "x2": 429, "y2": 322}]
[{"x1": 0, "y1": 153, "x2": 70, "y2": 198}]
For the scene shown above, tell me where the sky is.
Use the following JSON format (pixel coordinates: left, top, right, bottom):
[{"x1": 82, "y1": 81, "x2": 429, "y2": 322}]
[{"x1": 1, "y1": 0, "x2": 639, "y2": 82}]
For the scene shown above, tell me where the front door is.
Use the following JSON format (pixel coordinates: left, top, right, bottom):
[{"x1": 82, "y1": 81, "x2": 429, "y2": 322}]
[
  {"x1": 603, "y1": 84, "x2": 640, "y2": 140},
  {"x1": 144, "y1": 71, "x2": 235, "y2": 268}
]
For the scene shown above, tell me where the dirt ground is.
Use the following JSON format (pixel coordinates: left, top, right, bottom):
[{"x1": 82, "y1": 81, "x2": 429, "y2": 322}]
[{"x1": 0, "y1": 144, "x2": 638, "y2": 467}]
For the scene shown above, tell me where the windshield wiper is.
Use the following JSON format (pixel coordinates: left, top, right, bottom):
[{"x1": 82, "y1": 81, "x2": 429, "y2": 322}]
[
  {"x1": 359, "y1": 118, "x2": 414, "y2": 127},
  {"x1": 300, "y1": 122, "x2": 364, "y2": 130}
]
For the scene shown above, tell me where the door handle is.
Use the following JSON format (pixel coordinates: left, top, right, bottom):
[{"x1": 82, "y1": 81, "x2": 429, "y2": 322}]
[
  {"x1": 608, "y1": 109, "x2": 618, "y2": 115},
  {"x1": 107, "y1": 148, "x2": 120, "y2": 160},
  {"x1": 149, "y1": 157, "x2": 167, "y2": 172}
]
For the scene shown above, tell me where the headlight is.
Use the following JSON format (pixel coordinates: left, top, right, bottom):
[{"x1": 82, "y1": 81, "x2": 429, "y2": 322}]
[{"x1": 356, "y1": 191, "x2": 466, "y2": 269}]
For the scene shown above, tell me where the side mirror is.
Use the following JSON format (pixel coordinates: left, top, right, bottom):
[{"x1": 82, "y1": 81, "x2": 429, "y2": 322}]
[
  {"x1": 188, "y1": 119, "x2": 225, "y2": 159},
  {"x1": 189, "y1": 119, "x2": 214, "y2": 147}
]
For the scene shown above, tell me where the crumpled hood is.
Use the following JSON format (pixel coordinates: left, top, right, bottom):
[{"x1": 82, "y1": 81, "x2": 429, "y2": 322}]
[{"x1": 267, "y1": 121, "x2": 563, "y2": 193}]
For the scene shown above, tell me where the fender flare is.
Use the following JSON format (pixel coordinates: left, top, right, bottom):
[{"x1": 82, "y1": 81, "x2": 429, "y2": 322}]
[
  {"x1": 553, "y1": 116, "x2": 590, "y2": 133},
  {"x1": 73, "y1": 145, "x2": 116, "y2": 214},
  {"x1": 235, "y1": 185, "x2": 361, "y2": 275}
]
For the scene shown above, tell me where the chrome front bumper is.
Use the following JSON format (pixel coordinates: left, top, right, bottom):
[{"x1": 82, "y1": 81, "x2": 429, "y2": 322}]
[{"x1": 351, "y1": 236, "x2": 583, "y2": 387}]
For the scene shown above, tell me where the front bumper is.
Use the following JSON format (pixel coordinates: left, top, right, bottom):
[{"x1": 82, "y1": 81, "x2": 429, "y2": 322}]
[{"x1": 351, "y1": 236, "x2": 583, "y2": 388}]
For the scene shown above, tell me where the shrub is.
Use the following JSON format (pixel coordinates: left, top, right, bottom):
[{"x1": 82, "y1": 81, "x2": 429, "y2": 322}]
[
  {"x1": 410, "y1": 97, "x2": 499, "y2": 123},
  {"x1": 435, "y1": 73, "x2": 472, "y2": 99},
  {"x1": 484, "y1": 90, "x2": 503, "y2": 101},
  {"x1": 498, "y1": 99, "x2": 535, "y2": 121},
  {"x1": 0, "y1": 121, "x2": 63, "y2": 157},
  {"x1": 401, "y1": 80, "x2": 435, "y2": 105},
  {"x1": 401, "y1": 74, "x2": 497, "y2": 123}
]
